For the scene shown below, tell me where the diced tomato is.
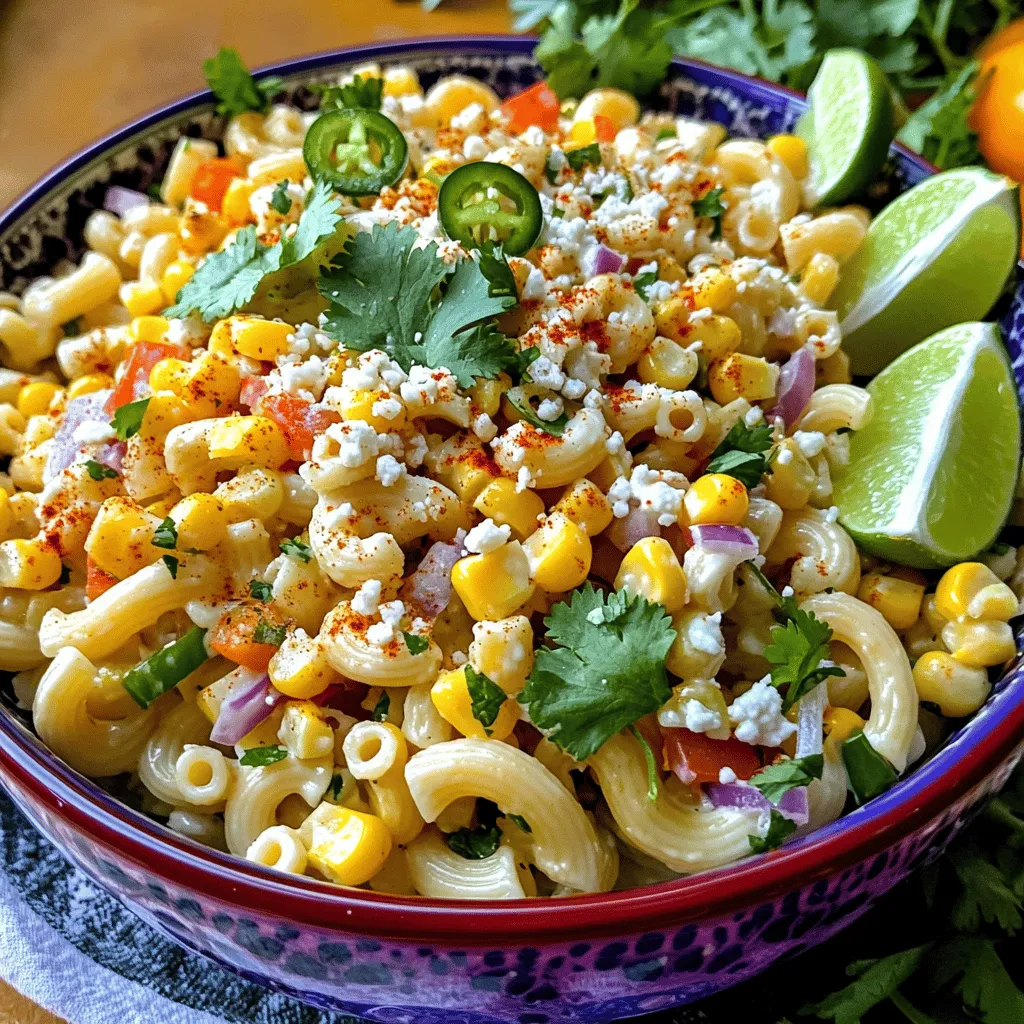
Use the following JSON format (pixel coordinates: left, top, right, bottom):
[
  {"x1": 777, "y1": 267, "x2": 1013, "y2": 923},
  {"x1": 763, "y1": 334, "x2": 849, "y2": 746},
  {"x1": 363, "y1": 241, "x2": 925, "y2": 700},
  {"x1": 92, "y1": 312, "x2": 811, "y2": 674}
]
[
  {"x1": 86, "y1": 558, "x2": 119, "y2": 600},
  {"x1": 239, "y1": 374, "x2": 270, "y2": 409},
  {"x1": 624, "y1": 257, "x2": 648, "y2": 276},
  {"x1": 259, "y1": 392, "x2": 340, "y2": 461},
  {"x1": 189, "y1": 157, "x2": 243, "y2": 212},
  {"x1": 312, "y1": 682, "x2": 371, "y2": 719},
  {"x1": 594, "y1": 114, "x2": 617, "y2": 143},
  {"x1": 662, "y1": 728, "x2": 763, "y2": 785},
  {"x1": 105, "y1": 340, "x2": 190, "y2": 415},
  {"x1": 207, "y1": 604, "x2": 283, "y2": 673},
  {"x1": 501, "y1": 81, "x2": 561, "y2": 135}
]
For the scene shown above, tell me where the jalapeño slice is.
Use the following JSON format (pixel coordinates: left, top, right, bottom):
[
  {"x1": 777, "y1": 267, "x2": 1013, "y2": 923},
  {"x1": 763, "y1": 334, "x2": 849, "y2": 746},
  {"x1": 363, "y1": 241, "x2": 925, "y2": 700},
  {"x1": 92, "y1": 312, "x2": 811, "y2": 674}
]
[
  {"x1": 438, "y1": 163, "x2": 542, "y2": 256},
  {"x1": 303, "y1": 108, "x2": 408, "y2": 196}
]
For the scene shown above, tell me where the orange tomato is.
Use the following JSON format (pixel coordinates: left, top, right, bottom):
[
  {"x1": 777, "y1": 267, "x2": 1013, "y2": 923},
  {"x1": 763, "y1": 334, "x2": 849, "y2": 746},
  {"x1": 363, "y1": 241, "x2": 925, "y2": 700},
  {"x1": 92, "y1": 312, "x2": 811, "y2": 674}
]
[
  {"x1": 970, "y1": 40, "x2": 1024, "y2": 182},
  {"x1": 208, "y1": 604, "x2": 284, "y2": 673},
  {"x1": 501, "y1": 81, "x2": 561, "y2": 135},
  {"x1": 594, "y1": 114, "x2": 617, "y2": 143},
  {"x1": 258, "y1": 392, "x2": 340, "y2": 461},
  {"x1": 978, "y1": 17, "x2": 1024, "y2": 62},
  {"x1": 104, "y1": 339, "x2": 191, "y2": 415},
  {"x1": 189, "y1": 157, "x2": 243, "y2": 212},
  {"x1": 661, "y1": 727, "x2": 764, "y2": 784}
]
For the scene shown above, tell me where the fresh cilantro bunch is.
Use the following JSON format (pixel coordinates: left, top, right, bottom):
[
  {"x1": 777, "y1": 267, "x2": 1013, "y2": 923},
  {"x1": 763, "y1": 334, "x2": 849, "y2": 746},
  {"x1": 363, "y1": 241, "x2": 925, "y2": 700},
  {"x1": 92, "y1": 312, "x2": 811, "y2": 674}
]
[
  {"x1": 203, "y1": 47, "x2": 283, "y2": 117},
  {"x1": 165, "y1": 180, "x2": 342, "y2": 321},
  {"x1": 318, "y1": 223, "x2": 527, "y2": 386},
  {"x1": 518, "y1": 583, "x2": 676, "y2": 760},
  {"x1": 317, "y1": 76, "x2": 385, "y2": 112}
]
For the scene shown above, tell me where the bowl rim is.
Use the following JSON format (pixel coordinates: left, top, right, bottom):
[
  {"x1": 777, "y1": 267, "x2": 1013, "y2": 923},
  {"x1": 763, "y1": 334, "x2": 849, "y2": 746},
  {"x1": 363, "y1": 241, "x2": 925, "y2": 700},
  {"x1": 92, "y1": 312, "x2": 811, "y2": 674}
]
[{"x1": 0, "y1": 34, "x2": 1019, "y2": 946}]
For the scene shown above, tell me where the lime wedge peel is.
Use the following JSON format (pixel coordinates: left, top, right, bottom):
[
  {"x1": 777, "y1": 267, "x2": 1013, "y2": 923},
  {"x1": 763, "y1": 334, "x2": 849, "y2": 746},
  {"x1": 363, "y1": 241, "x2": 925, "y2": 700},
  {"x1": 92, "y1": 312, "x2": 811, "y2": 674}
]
[{"x1": 835, "y1": 322, "x2": 1021, "y2": 569}]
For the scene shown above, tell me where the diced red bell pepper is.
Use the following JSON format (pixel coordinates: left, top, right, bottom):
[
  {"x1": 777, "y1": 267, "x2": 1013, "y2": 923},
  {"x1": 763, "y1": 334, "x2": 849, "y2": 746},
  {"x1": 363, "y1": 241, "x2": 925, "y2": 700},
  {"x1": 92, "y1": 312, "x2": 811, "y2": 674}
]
[
  {"x1": 501, "y1": 81, "x2": 561, "y2": 135},
  {"x1": 258, "y1": 392, "x2": 340, "y2": 461},
  {"x1": 189, "y1": 157, "x2": 243, "y2": 213},
  {"x1": 86, "y1": 558, "x2": 119, "y2": 600},
  {"x1": 594, "y1": 114, "x2": 617, "y2": 143},
  {"x1": 239, "y1": 374, "x2": 270, "y2": 409},
  {"x1": 207, "y1": 604, "x2": 284, "y2": 673},
  {"x1": 661, "y1": 727, "x2": 764, "y2": 785},
  {"x1": 105, "y1": 340, "x2": 190, "y2": 415}
]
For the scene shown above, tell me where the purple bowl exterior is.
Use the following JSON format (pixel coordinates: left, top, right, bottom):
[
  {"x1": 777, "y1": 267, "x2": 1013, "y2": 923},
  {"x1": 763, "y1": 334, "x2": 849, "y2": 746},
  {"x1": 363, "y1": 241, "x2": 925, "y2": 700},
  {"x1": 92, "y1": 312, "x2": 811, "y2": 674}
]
[{"x1": 0, "y1": 36, "x2": 1022, "y2": 1024}]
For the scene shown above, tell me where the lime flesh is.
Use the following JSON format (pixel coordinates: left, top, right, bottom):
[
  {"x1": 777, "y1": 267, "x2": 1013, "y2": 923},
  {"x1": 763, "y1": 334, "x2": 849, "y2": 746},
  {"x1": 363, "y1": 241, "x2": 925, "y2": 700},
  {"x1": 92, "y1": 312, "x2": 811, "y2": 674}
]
[
  {"x1": 797, "y1": 49, "x2": 894, "y2": 206},
  {"x1": 833, "y1": 167, "x2": 1021, "y2": 376},
  {"x1": 834, "y1": 322, "x2": 1021, "y2": 569}
]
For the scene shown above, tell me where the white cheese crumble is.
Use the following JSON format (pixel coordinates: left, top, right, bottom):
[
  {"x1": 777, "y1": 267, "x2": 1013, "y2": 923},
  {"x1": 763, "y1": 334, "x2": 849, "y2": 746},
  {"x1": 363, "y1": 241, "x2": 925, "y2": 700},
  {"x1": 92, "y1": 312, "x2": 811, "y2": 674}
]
[
  {"x1": 793, "y1": 430, "x2": 826, "y2": 458},
  {"x1": 686, "y1": 611, "x2": 724, "y2": 656},
  {"x1": 375, "y1": 454, "x2": 406, "y2": 487},
  {"x1": 367, "y1": 599, "x2": 406, "y2": 646},
  {"x1": 464, "y1": 518, "x2": 511, "y2": 555},
  {"x1": 352, "y1": 579, "x2": 382, "y2": 617},
  {"x1": 727, "y1": 680, "x2": 797, "y2": 747},
  {"x1": 683, "y1": 699, "x2": 724, "y2": 734},
  {"x1": 718, "y1": 767, "x2": 738, "y2": 785},
  {"x1": 73, "y1": 420, "x2": 116, "y2": 444}
]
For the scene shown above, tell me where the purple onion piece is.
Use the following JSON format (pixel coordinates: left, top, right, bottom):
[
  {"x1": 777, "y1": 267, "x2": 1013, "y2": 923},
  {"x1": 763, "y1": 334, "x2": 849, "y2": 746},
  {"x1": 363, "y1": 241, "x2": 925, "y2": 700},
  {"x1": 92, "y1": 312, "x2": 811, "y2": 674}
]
[
  {"x1": 706, "y1": 782, "x2": 769, "y2": 813},
  {"x1": 401, "y1": 529, "x2": 467, "y2": 618},
  {"x1": 607, "y1": 507, "x2": 662, "y2": 553},
  {"x1": 687, "y1": 524, "x2": 759, "y2": 557},
  {"x1": 45, "y1": 390, "x2": 113, "y2": 482},
  {"x1": 777, "y1": 786, "x2": 810, "y2": 825},
  {"x1": 209, "y1": 668, "x2": 283, "y2": 746},
  {"x1": 590, "y1": 243, "x2": 626, "y2": 277},
  {"x1": 795, "y1": 682, "x2": 828, "y2": 758},
  {"x1": 768, "y1": 345, "x2": 815, "y2": 428},
  {"x1": 103, "y1": 185, "x2": 150, "y2": 217}
]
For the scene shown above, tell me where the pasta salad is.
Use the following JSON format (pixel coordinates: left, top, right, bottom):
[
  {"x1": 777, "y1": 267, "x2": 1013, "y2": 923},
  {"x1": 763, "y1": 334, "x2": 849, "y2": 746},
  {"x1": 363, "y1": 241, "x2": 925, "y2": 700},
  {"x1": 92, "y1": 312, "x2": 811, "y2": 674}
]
[{"x1": 2, "y1": 50, "x2": 1021, "y2": 900}]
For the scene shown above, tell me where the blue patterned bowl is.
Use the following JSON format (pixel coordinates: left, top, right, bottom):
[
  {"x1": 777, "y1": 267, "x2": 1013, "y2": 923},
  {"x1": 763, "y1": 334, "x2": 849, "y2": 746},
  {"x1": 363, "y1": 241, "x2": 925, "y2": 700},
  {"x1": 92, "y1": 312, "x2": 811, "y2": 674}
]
[{"x1": 1, "y1": 36, "x2": 1023, "y2": 1024}]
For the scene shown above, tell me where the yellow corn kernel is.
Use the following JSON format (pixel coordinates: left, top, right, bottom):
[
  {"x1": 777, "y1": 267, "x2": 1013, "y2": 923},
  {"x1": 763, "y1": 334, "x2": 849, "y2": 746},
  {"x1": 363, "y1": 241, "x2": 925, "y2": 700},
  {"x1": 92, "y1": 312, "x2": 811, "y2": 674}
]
[
  {"x1": 468, "y1": 375, "x2": 508, "y2": 418},
  {"x1": 228, "y1": 316, "x2": 295, "y2": 361},
  {"x1": 568, "y1": 120, "x2": 598, "y2": 145},
  {"x1": 277, "y1": 701, "x2": 335, "y2": 760},
  {"x1": 430, "y1": 666, "x2": 517, "y2": 740},
  {"x1": 800, "y1": 253, "x2": 841, "y2": 306},
  {"x1": 575, "y1": 87, "x2": 640, "y2": 131},
  {"x1": 637, "y1": 336, "x2": 699, "y2": 390},
  {"x1": 554, "y1": 478, "x2": 613, "y2": 537},
  {"x1": 766, "y1": 134, "x2": 809, "y2": 179},
  {"x1": 301, "y1": 804, "x2": 393, "y2": 887},
  {"x1": 856, "y1": 572, "x2": 925, "y2": 632},
  {"x1": 691, "y1": 315, "x2": 743, "y2": 363},
  {"x1": 269, "y1": 631, "x2": 338, "y2": 699},
  {"x1": 337, "y1": 386, "x2": 408, "y2": 434},
  {"x1": 653, "y1": 295, "x2": 693, "y2": 344},
  {"x1": 763, "y1": 438, "x2": 815, "y2": 509},
  {"x1": 708, "y1": 353, "x2": 780, "y2": 404},
  {"x1": 468, "y1": 615, "x2": 534, "y2": 695},
  {"x1": 823, "y1": 707, "x2": 866, "y2": 758},
  {"x1": 683, "y1": 473, "x2": 749, "y2": 526},
  {"x1": 522, "y1": 512, "x2": 592, "y2": 592},
  {"x1": 16, "y1": 381, "x2": 60, "y2": 418},
  {"x1": 0, "y1": 536, "x2": 63, "y2": 590},
  {"x1": 140, "y1": 391, "x2": 192, "y2": 443},
  {"x1": 160, "y1": 260, "x2": 194, "y2": 305},
  {"x1": 451, "y1": 540, "x2": 535, "y2": 621},
  {"x1": 473, "y1": 477, "x2": 543, "y2": 540},
  {"x1": 424, "y1": 75, "x2": 500, "y2": 125},
  {"x1": 66, "y1": 373, "x2": 114, "y2": 399},
  {"x1": 179, "y1": 352, "x2": 242, "y2": 416},
  {"x1": 0, "y1": 490, "x2": 14, "y2": 543},
  {"x1": 658, "y1": 256, "x2": 687, "y2": 284},
  {"x1": 84, "y1": 497, "x2": 163, "y2": 577},
  {"x1": 941, "y1": 619, "x2": 1017, "y2": 668},
  {"x1": 119, "y1": 280, "x2": 165, "y2": 318},
  {"x1": 149, "y1": 357, "x2": 191, "y2": 394},
  {"x1": 207, "y1": 416, "x2": 289, "y2": 469},
  {"x1": 146, "y1": 495, "x2": 180, "y2": 520},
  {"x1": 169, "y1": 493, "x2": 229, "y2": 551},
  {"x1": 935, "y1": 562, "x2": 1017, "y2": 621},
  {"x1": 221, "y1": 178, "x2": 257, "y2": 226},
  {"x1": 614, "y1": 536, "x2": 688, "y2": 613},
  {"x1": 690, "y1": 268, "x2": 737, "y2": 313},
  {"x1": 383, "y1": 66, "x2": 421, "y2": 97},
  {"x1": 421, "y1": 155, "x2": 460, "y2": 181},
  {"x1": 921, "y1": 594, "x2": 947, "y2": 634},
  {"x1": 128, "y1": 315, "x2": 170, "y2": 344},
  {"x1": 912, "y1": 650, "x2": 991, "y2": 717},
  {"x1": 661, "y1": 679, "x2": 731, "y2": 739}
]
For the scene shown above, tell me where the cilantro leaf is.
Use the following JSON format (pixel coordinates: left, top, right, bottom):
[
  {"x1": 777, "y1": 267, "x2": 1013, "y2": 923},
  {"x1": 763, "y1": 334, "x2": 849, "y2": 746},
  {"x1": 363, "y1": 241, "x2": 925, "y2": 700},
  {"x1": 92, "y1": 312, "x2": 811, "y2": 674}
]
[
  {"x1": 62, "y1": 317, "x2": 82, "y2": 337},
  {"x1": 318, "y1": 76, "x2": 384, "y2": 112},
  {"x1": 447, "y1": 823, "x2": 502, "y2": 860},
  {"x1": 403, "y1": 631, "x2": 429, "y2": 655},
  {"x1": 465, "y1": 665, "x2": 507, "y2": 733},
  {"x1": 949, "y1": 845, "x2": 1023, "y2": 935},
  {"x1": 509, "y1": 0, "x2": 561, "y2": 31},
  {"x1": 249, "y1": 579, "x2": 273, "y2": 602},
  {"x1": 253, "y1": 619, "x2": 286, "y2": 646},
  {"x1": 692, "y1": 185, "x2": 727, "y2": 240},
  {"x1": 161, "y1": 554, "x2": 179, "y2": 579},
  {"x1": 519, "y1": 584, "x2": 676, "y2": 760},
  {"x1": 239, "y1": 745, "x2": 289, "y2": 767},
  {"x1": 328, "y1": 773, "x2": 345, "y2": 800},
  {"x1": 564, "y1": 143, "x2": 601, "y2": 171},
  {"x1": 110, "y1": 398, "x2": 149, "y2": 440},
  {"x1": 165, "y1": 180, "x2": 342, "y2": 321},
  {"x1": 280, "y1": 536, "x2": 312, "y2": 563},
  {"x1": 84, "y1": 459, "x2": 118, "y2": 481},
  {"x1": 898, "y1": 62, "x2": 985, "y2": 170},
  {"x1": 749, "y1": 809, "x2": 797, "y2": 853},
  {"x1": 507, "y1": 813, "x2": 532, "y2": 833},
  {"x1": 319, "y1": 223, "x2": 521, "y2": 386},
  {"x1": 506, "y1": 391, "x2": 569, "y2": 436},
  {"x1": 372, "y1": 691, "x2": 390, "y2": 722},
  {"x1": 203, "y1": 47, "x2": 283, "y2": 117},
  {"x1": 270, "y1": 180, "x2": 292, "y2": 215},
  {"x1": 749, "y1": 754, "x2": 823, "y2": 803},
  {"x1": 632, "y1": 265, "x2": 658, "y2": 302},
  {"x1": 928, "y1": 936, "x2": 1024, "y2": 1024},
  {"x1": 151, "y1": 516, "x2": 178, "y2": 550},
  {"x1": 842, "y1": 729, "x2": 898, "y2": 805},
  {"x1": 705, "y1": 418, "x2": 775, "y2": 488},
  {"x1": 764, "y1": 605, "x2": 845, "y2": 712}
]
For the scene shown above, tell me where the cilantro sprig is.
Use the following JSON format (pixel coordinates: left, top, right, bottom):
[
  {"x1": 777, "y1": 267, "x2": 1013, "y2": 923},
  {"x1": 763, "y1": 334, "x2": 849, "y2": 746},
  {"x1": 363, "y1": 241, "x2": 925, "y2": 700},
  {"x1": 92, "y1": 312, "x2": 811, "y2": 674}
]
[
  {"x1": 519, "y1": 584, "x2": 676, "y2": 761},
  {"x1": 318, "y1": 76, "x2": 384, "y2": 112},
  {"x1": 372, "y1": 691, "x2": 391, "y2": 722},
  {"x1": 749, "y1": 808, "x2": 797, "y2": 853},
  {"x1": 280, "y1": 536, "x2": 312, "y2": 563},
  {"x1": 692, "y1": 186, "x2": 727, "y2": 240},
  {"x1": 110, "y1": 399, "x2": 149, "y2": 440},
  {"x1": 446, "y1": 798, "x2": 502, "y2": 860},
  {"x1": 239, "y1": 745, "x2": 289, "y2": 767},
  {"x1": 749, "y1": 753, "x2": 823, "y2": 804},
  {"x1": 203, "y1": 47, "x2": 283, "y2": 117},
  {"x1": 84, "y1": 459, "x2": 118, "y2": 481},
  {"x1": 165, "y1": 179, "x2": 342, "y2": 322},
  {"x1": 465, "y1": 665, "x2": 507, "y2": 735},
  {"x1": 705, "y1": 418, "x2": 775, "y2": 489},
  {"x1": 506, "y1": 391, "x2": 569, "y2": 436},
  {"x1": 318, "y1": 223, "x2": 524, "y2": 386}
]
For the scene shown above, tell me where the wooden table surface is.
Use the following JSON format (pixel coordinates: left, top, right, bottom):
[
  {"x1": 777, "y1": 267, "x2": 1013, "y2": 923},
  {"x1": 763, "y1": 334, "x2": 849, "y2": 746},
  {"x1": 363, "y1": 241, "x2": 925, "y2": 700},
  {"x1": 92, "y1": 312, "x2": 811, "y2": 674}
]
[{"x1": 0, "y1": 3, "x2": 511, "y2": 1019}]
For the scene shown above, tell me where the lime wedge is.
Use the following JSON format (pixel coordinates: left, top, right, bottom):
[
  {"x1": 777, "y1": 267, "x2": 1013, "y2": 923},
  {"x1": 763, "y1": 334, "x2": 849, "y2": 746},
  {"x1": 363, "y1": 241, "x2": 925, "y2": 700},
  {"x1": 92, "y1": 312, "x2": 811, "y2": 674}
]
[
  {"x1": 833, "y1": 167, "x2": 1021, "y2": 375},
  {"x1": 834, "y1": 322, "x2": 1021, "y2": 568},
  {"x1": 797, "y1": 49, "x2": 894, "y2": 206}
]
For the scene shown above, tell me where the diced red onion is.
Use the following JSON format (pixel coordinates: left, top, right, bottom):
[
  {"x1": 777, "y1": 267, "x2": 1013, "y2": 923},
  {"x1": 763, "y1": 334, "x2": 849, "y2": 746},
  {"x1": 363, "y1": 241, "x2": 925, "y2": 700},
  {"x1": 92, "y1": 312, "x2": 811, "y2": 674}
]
[
  {"x1": 401, "y1": 529, "x2": 467, "y2": 617},
  {"x1": 44, "y1": 390, "x2": 113, "y2": 482},
  {"x1": 103, "y1": 185, "x2": 150, "y2": 217},
  {"x1": 769, "y1": 345, "x2": 815, "y2": 429},
  {"x1": 795, "y1": 681, "x2": 828, "y2": 758},
  {"x1": 687, "y1": 524, "x2": 759, "y2": 558},
  {"x1": 777, "y1": 786, "x2": 809, "y2": 826},
  {"x1": 94, "y1": 441, "x2": 126, "y2": 475},
  {"x1": 587, "y1": 244, "x2": 626, "y2": 277},
  {"x1": 670, "y1": 757, "x2": 696, "y2": 786},
  {"x1": 209, "y1": 668, "x2": 284, "y2": 746},
  {"x1": 708, "y1": 779, "x2": 809, "y2": 825},
  {"x1": 607, "y1": 507, "x2": 662, "y2": 552}
]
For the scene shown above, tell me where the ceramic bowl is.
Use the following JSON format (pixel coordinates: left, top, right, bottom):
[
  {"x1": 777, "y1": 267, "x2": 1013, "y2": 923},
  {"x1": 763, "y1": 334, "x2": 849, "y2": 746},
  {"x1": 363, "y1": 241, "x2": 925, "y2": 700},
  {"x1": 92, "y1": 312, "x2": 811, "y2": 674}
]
[{"x1": 1, "y1": 36, "x2": 1023, "y2": 1024}]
